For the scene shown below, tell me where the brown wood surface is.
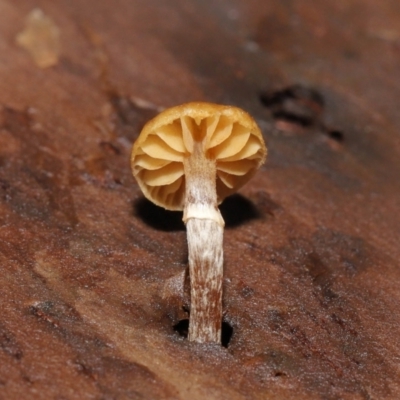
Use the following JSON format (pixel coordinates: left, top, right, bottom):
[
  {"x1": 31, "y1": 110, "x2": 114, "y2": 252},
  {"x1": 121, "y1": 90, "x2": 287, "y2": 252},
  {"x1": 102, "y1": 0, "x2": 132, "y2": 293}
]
[{"x1": 1, "y1": 1, "x2": 400, "y2": 399}]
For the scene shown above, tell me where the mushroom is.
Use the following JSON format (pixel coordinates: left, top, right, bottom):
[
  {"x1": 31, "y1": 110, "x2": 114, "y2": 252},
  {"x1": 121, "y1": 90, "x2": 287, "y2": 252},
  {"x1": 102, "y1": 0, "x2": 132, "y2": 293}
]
[{"x1": 131, "y1": 102, "x2": 267, "y2": 344}]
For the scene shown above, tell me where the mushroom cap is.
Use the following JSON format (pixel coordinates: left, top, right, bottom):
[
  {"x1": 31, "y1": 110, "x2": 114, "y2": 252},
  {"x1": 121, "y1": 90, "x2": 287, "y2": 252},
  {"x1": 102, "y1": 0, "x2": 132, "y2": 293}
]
[{"x1": 131, "y1": 102, "x2": 267, "y2": 210}]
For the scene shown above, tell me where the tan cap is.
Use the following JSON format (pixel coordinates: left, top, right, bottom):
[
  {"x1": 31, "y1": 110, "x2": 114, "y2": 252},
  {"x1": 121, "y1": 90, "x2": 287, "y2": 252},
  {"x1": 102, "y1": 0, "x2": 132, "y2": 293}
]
[{"x1": 131, "y1": 102, "x2": 267, "y2": 210}]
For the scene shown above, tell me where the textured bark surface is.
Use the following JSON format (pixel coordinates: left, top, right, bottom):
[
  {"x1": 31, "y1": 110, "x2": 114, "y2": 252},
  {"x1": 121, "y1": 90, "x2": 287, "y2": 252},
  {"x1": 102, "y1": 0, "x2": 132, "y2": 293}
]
[{"x1": 1, "y1": 0, "x2": 400, "y2": 399}]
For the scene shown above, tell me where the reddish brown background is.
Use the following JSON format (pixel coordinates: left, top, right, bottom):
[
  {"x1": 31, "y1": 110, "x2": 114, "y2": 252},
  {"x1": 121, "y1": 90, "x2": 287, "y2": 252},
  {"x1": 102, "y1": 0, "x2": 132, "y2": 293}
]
[{"x1": 0, "y1": 1, "x2": 400, "y2": 399}]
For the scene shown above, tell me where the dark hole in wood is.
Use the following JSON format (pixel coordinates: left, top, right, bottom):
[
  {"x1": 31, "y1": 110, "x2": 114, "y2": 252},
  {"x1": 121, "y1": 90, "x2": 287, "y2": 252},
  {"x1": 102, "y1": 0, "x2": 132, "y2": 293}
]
[
  {"x1": 221, "y1": 321, "x2": 234, "y2": 348},
  {"x1": 259, "y1": 84, "x2": 324, "y2": 109},
  {"x1": 327, "y1": 130, "x2": 344, "y2": 142},
  {"x1": 259, "y1": 84, "x2": 324, "y2": 130},
  {"x1": 173, "y1": 319, "x2": 189, "y2": 338},
  {"x1": 173, "y1": 319, "x2": 234, "y2": 348},
  {"x1": 272, "y1": 110, "x2": 313, "y2": 128}
]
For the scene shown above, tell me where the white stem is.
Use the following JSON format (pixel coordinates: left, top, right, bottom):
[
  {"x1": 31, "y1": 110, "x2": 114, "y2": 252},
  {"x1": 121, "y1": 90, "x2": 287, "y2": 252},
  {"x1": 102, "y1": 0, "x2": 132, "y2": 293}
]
[
  {"x1": 183, "y1": 141, "x2": 224, "y2": 344},
  {"x1": 186, "y1": 218, "x2": 223, "y2": 343}
]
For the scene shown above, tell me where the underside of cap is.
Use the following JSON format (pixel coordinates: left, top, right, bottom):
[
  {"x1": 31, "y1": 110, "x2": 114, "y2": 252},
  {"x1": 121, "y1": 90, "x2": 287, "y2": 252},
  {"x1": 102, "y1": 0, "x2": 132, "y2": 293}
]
[{"x1": 131, "y1": 102, "x2": 267, "y2": 210}]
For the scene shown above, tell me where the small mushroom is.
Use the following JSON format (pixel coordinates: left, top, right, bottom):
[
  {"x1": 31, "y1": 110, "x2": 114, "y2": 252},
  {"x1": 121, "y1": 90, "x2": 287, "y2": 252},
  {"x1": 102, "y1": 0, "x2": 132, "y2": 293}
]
[{"x1": 131, "y1": 102, "x2": 267, "y2": 344}]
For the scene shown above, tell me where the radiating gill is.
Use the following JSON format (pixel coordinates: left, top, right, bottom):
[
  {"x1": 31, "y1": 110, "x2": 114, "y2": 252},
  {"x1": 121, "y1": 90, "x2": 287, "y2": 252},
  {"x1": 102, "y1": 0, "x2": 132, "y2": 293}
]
[
  {"x1": 212, "y1": 124, "x2": 250, "y2": 159},
  {"x1": 180, "y1": 116, "x2": 194, "y2": 152},
  {"x1": 140, "y1": 135, "x2": 184, "y2": 162},
  {"x1": 220, "y1": 134, "x2": 262, "y2": 162},
  {"x1": 156, "y1": 122, "x2": 187, "y2": 153},
  {"x1": 217, "y1": 159, "x2": 255, "y2": 176},
  {"x1": 134, "y1": 154, "x2": 171, "y2": 170},
  {"x1": 208, "y1": 116, "x2": 233, "y2": 149},
  {"x1": 142, "y1": 162, "x2": 184, "y2": 186},
  {"x1": 216, "y1": 178, "x2": 234, "y2": 202},
  {"x1": 165, "y1": 186, "x2": 183, "y2": 207},
  {"x1": 205, "y1": 115, "x2": 220, "y2": 146},
  {"x1": 217, "y1": 170, "x2": 236, "y2": 189},
  {"x1": 163, "y1": 176, "x2": 184, "y2": 195}
]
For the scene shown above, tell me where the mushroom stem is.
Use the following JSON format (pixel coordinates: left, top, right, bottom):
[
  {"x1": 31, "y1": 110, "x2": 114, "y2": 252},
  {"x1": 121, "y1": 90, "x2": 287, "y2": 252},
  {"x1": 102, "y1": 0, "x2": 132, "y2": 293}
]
[
  {"x1": 183, "y1": 141, "x2": 224, "y2": 343},
  {"x1": 186, "y1": 219, "x2": 223, "y2": 343}
]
